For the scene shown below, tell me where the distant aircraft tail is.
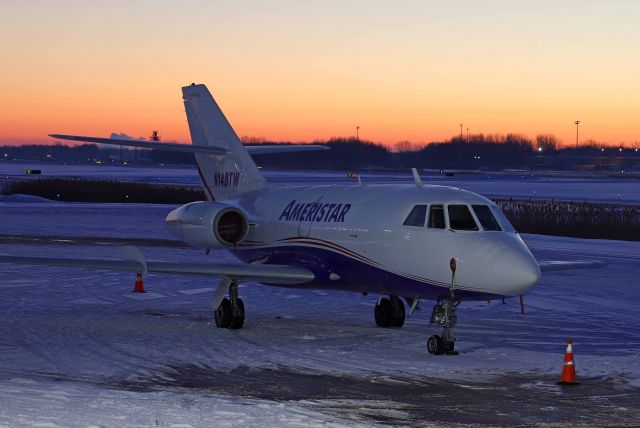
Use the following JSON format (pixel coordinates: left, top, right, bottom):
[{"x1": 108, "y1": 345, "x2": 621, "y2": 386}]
[{"x1": 182, "y1": 83, "x2": 266, "y2": 201}]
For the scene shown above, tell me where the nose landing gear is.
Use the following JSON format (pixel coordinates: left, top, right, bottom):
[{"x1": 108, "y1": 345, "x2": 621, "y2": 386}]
[
  {"x1": 427, "y1": 257, "x2": 461, "y2": 355},
  {"x1": 427, "y1": 298, "x2": 460, "y2": 355}
]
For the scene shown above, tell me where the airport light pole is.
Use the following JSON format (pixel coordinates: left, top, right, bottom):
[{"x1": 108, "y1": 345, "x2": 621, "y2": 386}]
[
  {"x1": 574, "y1": 120, "x2": 580, "y2": 148},
  {"x1": 356, "y1": 126, "x2": 359, "y2": 141},
  {"x1": 459, "y1": 123, "x2": 463, "y2": 142},
  {"x1": 467, "y1": 127, "x2": 470, "y2": 142}
]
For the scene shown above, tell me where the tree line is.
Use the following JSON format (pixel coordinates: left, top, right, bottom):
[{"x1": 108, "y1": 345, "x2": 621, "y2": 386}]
[{"x1": 1, "y1": 134, "x2": 638, "y2": 170}]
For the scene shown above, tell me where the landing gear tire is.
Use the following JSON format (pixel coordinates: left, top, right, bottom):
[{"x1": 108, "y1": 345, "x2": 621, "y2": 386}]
[
  {"x1": 215, "y1": 297, "x2": 232, "y2": 328},
  {"x1": 390, "y1": 296, "x2": 405, "y2": 327},
  {"x1": 229, "y1": 298, "x2": 245, "y2": 330},
  {"x1": 215, "y1": 281, "x2": 246, "y2": 330},
  {"x1": 427, "y1": 335, "x2": 444, "y2": 355},
  {"x1": 375, "y1": 296, "x2": 406, "y2": 328},
  {"x1": 445, "y1": 340, "x2": 455, "y2": 354},
  {"x1": 375, "y1": 298, "x2": 392, "y2": 327}
]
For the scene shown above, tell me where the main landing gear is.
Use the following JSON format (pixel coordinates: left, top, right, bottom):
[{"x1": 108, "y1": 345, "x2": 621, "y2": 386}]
[
  {"x1": 215, "y1": 281, "x2": 245, "y2": 329},
  {"x1": 427, "y1": 298, "x2": 460, "y2": 355},
  {"x1": 374, "y1": 295, "x2": 405, "y2": 327}
]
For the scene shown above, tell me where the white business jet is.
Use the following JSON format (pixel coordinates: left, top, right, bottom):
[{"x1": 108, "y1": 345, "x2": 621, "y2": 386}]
[{"x1": 0, "y1": 83, "x2": 543, "y2": 355}]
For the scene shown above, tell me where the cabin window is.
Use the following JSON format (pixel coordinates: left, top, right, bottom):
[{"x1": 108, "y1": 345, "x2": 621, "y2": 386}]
[
  {"x1": 428, "y1": 205, "x2": 445, "y2": 229},
  {"x1": 448, "y1": 205, "x2": 479, "y2": 231},
  {"x1": 403, "y1": 205, "x2": 427, "y2": 227},
  {"x1": 472, "y1": 205, "x2": 501, "y2": 231},
  {"x1": 490, "y1": 206, "x2": 516, "y2": 232}
]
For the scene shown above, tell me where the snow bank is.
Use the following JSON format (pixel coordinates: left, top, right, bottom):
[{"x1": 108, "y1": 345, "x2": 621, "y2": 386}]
[{"x1": 0, "y1": 194, "x2": 53, "y2": 203}]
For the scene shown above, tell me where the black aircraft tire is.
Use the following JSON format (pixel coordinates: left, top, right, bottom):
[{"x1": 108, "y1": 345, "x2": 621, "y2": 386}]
[
  {"x1": 215, "y1": 298, "x2": 232, "y2": 328},
  {"x1": 446, "y1": 340, "x2": 455, "y2": 353},
  {"x1": 374, "y1": 298, "x2": 392, "y2": 328},
  {"x1": 390, "y1": 296, "x2": 405, "y2": 327},
  {"x1": 427, "y1": 335, "x2": 444, "y2": 355},
  {"x1": 229, "y1": 298, "x2": 245, "y2": 330}
]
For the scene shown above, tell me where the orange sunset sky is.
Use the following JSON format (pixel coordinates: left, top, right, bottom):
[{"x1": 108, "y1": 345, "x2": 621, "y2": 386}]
[{"x1": 1, "y1": 1, "x2": 639, "y2": 147}]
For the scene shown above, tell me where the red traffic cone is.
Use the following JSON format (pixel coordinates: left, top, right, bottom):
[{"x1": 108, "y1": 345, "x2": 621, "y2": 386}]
[
  {"x1": 558, "y1": 338, "x2": 579, "y2": 385},
  {"x1": 132, "y1": 272, "x2": 145, "y2": 293}
]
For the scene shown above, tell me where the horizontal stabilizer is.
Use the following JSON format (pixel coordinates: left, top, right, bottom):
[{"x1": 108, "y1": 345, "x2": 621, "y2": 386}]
[
  {"x1": 0, "y1": 255, "x2": 314, "y2": 285},
  {"x1": 49, "y1": 134, "x2": 329, "y2": 155},
  {"x1": 538, "y1": 260, "x2": 606, "y2": 272},
  {"x1": 49, "y1": 134, "x2": 228, "y2": 155},
  {"x1": 246, "y1": 145, "x2": 329, "y2": 154}
]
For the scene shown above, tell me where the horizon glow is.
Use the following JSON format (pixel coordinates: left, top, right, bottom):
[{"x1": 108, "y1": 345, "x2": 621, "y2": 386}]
[{"x1": 1, "y1": 1, "x2": 639, "y2": 147}]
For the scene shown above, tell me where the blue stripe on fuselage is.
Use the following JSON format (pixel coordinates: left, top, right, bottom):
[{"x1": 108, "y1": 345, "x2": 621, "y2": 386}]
[{"x1": 235, "y1": 245, "x2": 501, "y2": 301}]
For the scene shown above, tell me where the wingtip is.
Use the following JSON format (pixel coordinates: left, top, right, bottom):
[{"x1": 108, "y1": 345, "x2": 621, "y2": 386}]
[{"x1": 49, "y1": 134, "x2": 69, "y2": 140}]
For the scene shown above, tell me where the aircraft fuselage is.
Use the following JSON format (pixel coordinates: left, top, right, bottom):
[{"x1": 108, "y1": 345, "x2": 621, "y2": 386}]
[{"x1": 231, "y1": 183, "x2": 540, "y2": 301}]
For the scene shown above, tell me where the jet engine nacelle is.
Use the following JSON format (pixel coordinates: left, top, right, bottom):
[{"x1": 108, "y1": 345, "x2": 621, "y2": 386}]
[{"x1": 165, "y1": 201, "x2": 249, "y2": 249}]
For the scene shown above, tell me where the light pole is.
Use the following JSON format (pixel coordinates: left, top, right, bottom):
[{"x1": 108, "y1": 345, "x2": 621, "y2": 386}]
[
  {"x1": 356, "y1": 126, "x2": 360, "y2": 141},
  {"x1": 459, "y1": 123, "x2": 463, "y2": 142},
  {"x1": 466, "y1": 127, "x2": 470, "y2": 142},
  {"x1": 574, "y1": 120, "x2": 580, "y2": 148}
]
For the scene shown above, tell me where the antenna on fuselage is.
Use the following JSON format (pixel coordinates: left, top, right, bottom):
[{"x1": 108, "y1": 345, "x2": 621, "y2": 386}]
[{"x1": 411, "y1": 168, "x2": 423, "y2": 186}]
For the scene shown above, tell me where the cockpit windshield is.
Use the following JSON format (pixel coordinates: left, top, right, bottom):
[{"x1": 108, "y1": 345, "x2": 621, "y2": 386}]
[
  {"x1": 490, "y1": 205, "x2": 516, "y2": 232},
  {"x1": 401, "y1": 203, "x2": 515, "y2": 233},
  {"x1": 428, "y1": 205, "x2": 445, "y2": 229},
  {"x1": 403, "y1": 205, "x2": 427, "y2": 227},
  {"x1": 447, "y1": 205, "x2": 479, "y2": 231},
  {"x1": 472, "y1": 205, "x2": 501, "y2": 231}
]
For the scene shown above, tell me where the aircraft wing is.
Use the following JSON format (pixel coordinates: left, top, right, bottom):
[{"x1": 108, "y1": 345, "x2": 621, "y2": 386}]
[
  {"x1": 49, "y1": 134, "x2": 328, "y2": 155},
  {"x1": 0, "y1": 254, "x2": 314, "y2": 285},
  {"x1": 538, "y1": 260, "x2": 606, "y2": 272}
]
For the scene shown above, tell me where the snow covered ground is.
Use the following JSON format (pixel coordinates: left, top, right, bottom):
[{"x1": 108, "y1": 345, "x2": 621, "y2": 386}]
[
  {"x1": 0, "y1": 202, "x2": 640, "y2": 426},
  {"x1": 3, "y1": 161, "x2": 640, "y2": 203},
  {"x1": 1, "y1": 199, "x2": 640, "y2": 424}
]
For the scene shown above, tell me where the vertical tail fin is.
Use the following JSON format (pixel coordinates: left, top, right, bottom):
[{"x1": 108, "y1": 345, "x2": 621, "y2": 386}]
[{"x1": 182, "y1": 83, "x2": 266, "y2": 201}]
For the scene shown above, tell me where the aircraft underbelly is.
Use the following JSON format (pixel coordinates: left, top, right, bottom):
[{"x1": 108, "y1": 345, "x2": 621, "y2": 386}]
[{"x1": 235, "y1": 244, "x2": 500, "y2": 301}]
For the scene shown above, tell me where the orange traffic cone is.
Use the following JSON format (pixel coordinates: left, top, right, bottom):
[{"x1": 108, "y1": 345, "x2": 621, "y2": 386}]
[
  {"x1": 132, "y1": 272, "x2": 145, "y2": 293},
  {"x1": 558, "y1": 338, "x2": 579, "y2": 384}
]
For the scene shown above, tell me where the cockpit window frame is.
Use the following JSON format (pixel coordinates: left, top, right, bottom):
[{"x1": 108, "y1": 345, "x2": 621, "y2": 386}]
[
  {"x1": 490, "y1": 205, "x2": 516, "y2": 233},
  {"x1": 400, "y1": 202, "x2": 514, "y2": 233}
]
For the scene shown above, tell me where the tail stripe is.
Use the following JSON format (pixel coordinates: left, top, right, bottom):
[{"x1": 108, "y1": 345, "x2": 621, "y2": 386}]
[{"x1": 196, "y1": 163, "x2": 215, "y2": 201}]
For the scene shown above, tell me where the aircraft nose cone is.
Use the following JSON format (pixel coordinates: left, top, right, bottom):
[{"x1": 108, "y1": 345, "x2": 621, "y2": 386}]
[
  {"x1": 475, "y1": 234, "x2": 541, "y2": 296},
  {"x1": 506, "y1": 249, "x2": 540, "y2": 295},
  {"x1": 448, "y1": 233, "x2": 541, "y2": 297}
]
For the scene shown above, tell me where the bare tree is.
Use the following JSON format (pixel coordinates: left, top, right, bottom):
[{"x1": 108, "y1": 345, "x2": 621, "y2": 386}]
[
  {"x1": 535, "y1": 134, "x2": 558, "y2": 151},
  {"x1": 394, "y1": 140, "x2": 419, "y2": 153},
  {"x1": 241, "y1": 136, "x2": 267, "y2": 144}
]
